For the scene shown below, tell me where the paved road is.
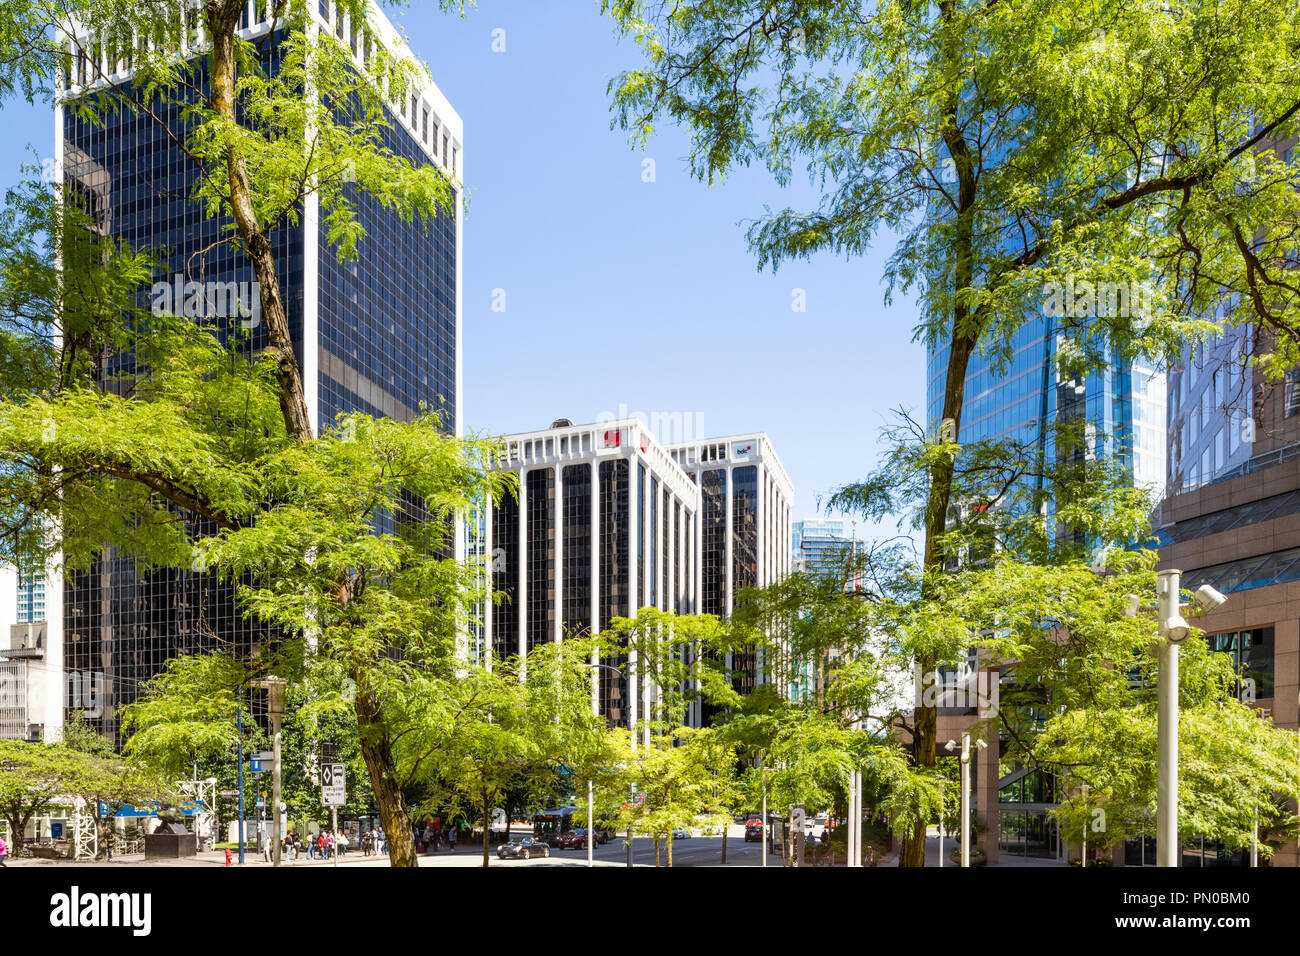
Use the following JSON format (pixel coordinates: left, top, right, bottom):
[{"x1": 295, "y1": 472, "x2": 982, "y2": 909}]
[{"x1": 5, "y1": 826, "x2": 822, "y2": 868}]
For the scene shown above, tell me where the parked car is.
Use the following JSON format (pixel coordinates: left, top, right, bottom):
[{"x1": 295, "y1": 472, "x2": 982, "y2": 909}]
[
  {"x1": 556, "y1": 828, "x2": 598, "y2": 850},
  {"x1": 496, "y1": 836, "x2": 552, "y2": 860},
  {"x1": 671, "y1": 826, "x2": 691, "y2": 840},
  {"x1": 744, "y1": 819, "x2": 765, "y2": 843}
]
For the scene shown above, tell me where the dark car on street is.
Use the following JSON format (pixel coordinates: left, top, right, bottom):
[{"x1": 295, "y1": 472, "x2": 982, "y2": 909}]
[
  {"x1": 556, "y1": 828, "x2": 599, "y2": 850},
  {"x1": 496, "y1": 836, "x2": 552, "y2": 860}
]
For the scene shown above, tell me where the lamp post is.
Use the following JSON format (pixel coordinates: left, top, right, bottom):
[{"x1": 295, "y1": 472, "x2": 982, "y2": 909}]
[
  {"x1": 1150, "y1": 573, "x2": 1226, "y2": 867},
  {"x1": 237, "y1": 692, "x2": 246, "y2": 866},
  {"x1": 583, "y1": 661, "x2": 625, "y2": 868},
  {"x1": 1081, "y1": 783, "x2": 1089, "y2": 868},
  {"x1": 1156, "y1": 569, "x2": 1184, "y2": 868},
  {"x1": 938, "y1": 780, "x2": 944, "y2": 868},
  {"x1": 254, "y1": 677, "x2": 287, "y2": 868},
  {"x1": 946, "y1": 731, "x2": 987, "y2": 867}
]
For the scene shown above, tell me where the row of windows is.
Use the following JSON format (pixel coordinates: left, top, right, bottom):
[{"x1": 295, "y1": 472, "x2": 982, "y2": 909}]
[
  {"x1": 525, "y1": 469, "x2": 554, "y2": 654},
  {"x1": 318, "y1": 0, "x2": 459, "y2": 175},
  {"x1": 562, "y1": 466, "x2": 592, "y2": 638}
]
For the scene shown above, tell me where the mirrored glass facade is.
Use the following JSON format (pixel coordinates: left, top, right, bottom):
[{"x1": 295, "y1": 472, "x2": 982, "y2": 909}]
[
  {"x1": 58, "y1": 22, "x2": 460, "y2": 743},
  {"x1": 525, "y1": 469, "x2": 555, "y2": 654},
  {"x1": 927, "y1": 320, "x2": 1166, "y2": 497}
]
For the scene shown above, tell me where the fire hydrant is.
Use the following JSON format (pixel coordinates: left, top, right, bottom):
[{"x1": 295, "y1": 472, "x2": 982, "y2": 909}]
[{"x1": 224, "y1": 848, "x2": 232, "y2": 867}]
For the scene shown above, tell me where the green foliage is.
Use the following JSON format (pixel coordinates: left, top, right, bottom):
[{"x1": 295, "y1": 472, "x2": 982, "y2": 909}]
[
  {"x1": 1043, "y1": 701, "x2": 1300, "y2": 857},
  {"x1": 596, "y1": 726, "x2": 735, "y2": 863},
  {"x1": 603, "y1": 0, "x2": 1300, "y2": 371},
  {"x1": 121, "y1": 653, "x2": 249, "y2": 778},
  {"x1": 398, "y1": 639, "x2": 614, "y2": 865},
  {"x1": 0, "y1": 736, "x2": 171, "y2": 851},
  {"x1": 71, "y1": 0, "x2": 463, "y2": 266}
]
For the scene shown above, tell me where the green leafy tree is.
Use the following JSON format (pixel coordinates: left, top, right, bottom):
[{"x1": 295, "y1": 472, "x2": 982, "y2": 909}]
[
  {"x1": 604, "y1": 0, "x2": 1300, "y2": 864},
  {"x1": 400, "y1": 639, "x2": 613, "y2": 867},
  {"x1": 598, "y1": 726, "x2": 733, "y2": 867},
  {"x1": 0, "y1": 0, "x2": 482, "y2": 869},
  {"x1": 0, "y1": 739, "x2": 103, "y2": 851}
]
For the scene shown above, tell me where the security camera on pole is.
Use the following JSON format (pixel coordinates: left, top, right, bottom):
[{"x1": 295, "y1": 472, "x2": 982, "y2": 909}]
[
  {"x1": 1149, "y1": 573, "x2": 1227, "y2": 868},
  {"x1": 945, "y1": 731, "x2": 987, "y2": 867}
]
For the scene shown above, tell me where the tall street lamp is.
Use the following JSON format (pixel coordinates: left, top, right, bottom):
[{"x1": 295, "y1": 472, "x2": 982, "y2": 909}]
[
  {"x1": 945, "y1": 731, "x2": 987, "y2": 867},
  {"x1": 237, "y1": 691, "x2": 246, "y2": 865},
  {"x1": 254, "y1": 677, "x2": 287, "y2": 868},
  {"x1": 1151, "y1": 572, "x2": 1227, "y2": 867},
  {"x1": 584, "y1": 661, "x2": 625, "y2": 868}
]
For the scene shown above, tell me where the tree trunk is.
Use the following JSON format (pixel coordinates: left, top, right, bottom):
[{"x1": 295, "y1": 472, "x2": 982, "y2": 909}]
[
  {"x1": 901, "y1": 2, "x2": 982, "y2": 866},
  {"x1": 654, "y1": 834, "x2": 660, "y2": 867},
  {"x1": 5, "y1": 813, "x2": 28, "y2": 852},
  {"x1": 207, "y1": 1, "x2": 314, "y2": 444},
  {"x1": 667, "y1": 831, "x2": 673, "y2": 867},
  {"x1": 721, "y1": 824, "x2": 727, "y2": 864},
  {"x1": 481, "y1": 804, "x2": 491, "y2": 868},
  {"x1": 352, "y1": 681, "x2": 418, "y2": 867}
]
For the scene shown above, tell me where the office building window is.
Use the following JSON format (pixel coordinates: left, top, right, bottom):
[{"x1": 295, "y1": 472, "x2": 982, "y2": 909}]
[
  {"x1": 701, "y1": 469, "x2": 727, "y2": 617},
  {"x1": 562, "y1": 464, "x2": 591, "y2": 639},
  {"x1": 526, "y1": 469, "x2": 554, "y2": 654},
  {"x1": 491, "y1": 491, "x2": 518, "y2": 662},
  {"x1": 1207, "y1": 627, "x2": 1275, "y2": 700},
  {"x1": 599, "y1": 460, "x2": 629, "y2": 725},
  {"x1": 1286, "y1": 370, "x2": 1300, "y2": 418}
]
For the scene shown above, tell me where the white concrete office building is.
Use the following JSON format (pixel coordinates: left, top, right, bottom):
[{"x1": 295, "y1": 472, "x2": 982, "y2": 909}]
[
  {"x1": 480, "y1": 418, "x2": 702, "y2": 730},
  {"x1": 667, "y1": 434, "x2": 795, "y2": 710}
]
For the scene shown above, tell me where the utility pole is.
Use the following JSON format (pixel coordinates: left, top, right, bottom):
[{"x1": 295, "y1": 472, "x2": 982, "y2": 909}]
[
  {"x1": 255, "y1": 678, "x2": 287, "y2": 868},
  {"x1": 1129, "y1": 573, "x2": 1224, "y2": 867},
  {"x1": 1082, "y1": 783, "x2": 1089, "y2": 868},
  {"x1": 587, "y1": 778, "x2": 594, "y2": 868},
  {"x1": 1156, "y1": 570, "x2": 1185, "y2": 868},
  {"x1": 938, "y1": 780, "x2": 944, "y2": 868},
  {"x1": 237, "y1": 695, "x2": 245, "y2": 865},
  {"x1": 946, "y1": 731, "x2": 986, "y2": 867}
]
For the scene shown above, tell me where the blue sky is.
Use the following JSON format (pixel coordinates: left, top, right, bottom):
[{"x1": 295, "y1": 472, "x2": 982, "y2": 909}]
[{"x1": 0, "y1": 0, "x2": 925, "y2": 527}]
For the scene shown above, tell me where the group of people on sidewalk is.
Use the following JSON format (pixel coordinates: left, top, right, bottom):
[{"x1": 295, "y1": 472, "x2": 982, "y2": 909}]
[
  {"x1": 264, "y1": 830, "x2": 352, "y2": 862},
  {"x1": 360, "y1": 828, "x2": 387, "y2": 856},
  {"x1": 413, "y1": 815, "x2": 470, "y2": 853}
]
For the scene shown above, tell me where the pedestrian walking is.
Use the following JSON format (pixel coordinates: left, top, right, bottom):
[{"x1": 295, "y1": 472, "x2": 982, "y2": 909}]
[
  {"x1": 0, "y1": 835, "x2": 8, "y2": 867},
  {"x1": 105, "y1": 831, "x2": 115, "y2": 862}
]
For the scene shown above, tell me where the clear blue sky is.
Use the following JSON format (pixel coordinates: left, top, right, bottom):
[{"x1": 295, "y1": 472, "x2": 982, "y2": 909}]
[{"x1": 0, "y1": 1, "x2": 924, "y2": 526}]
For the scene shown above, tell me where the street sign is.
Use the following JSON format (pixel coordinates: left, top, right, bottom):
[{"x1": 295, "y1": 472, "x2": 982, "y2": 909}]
[
  {"x1": 321, "y1": 762, "x2": 346, "y2": 807},
  {"x1": 219, "y1": 790, "x2": 239, "y2": 799}
]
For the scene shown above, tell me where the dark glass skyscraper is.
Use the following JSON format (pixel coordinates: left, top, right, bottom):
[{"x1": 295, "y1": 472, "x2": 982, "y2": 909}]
[{"x1": 54, "y1": 1, "x2": 463, "y2": 741}]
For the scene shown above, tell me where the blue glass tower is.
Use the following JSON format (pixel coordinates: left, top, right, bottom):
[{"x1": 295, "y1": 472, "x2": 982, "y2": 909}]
[{"x1": 926, "y1": 317, "x2": 1165, "y2": 497}]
